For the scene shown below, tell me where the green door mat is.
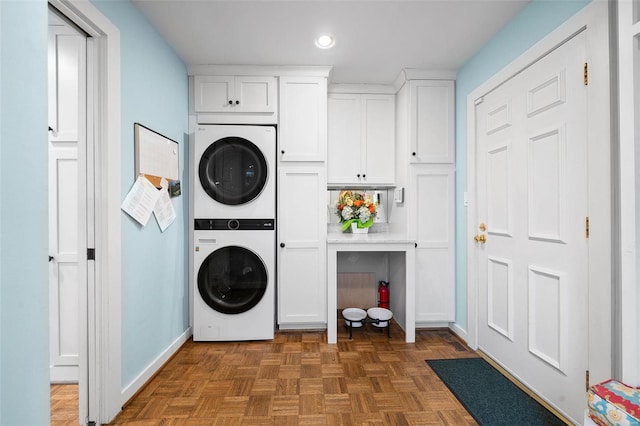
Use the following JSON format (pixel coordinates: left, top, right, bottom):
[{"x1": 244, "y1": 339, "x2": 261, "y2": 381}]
[{"x1": 426, "y1": 358, "x2": 566, "y2": 426}]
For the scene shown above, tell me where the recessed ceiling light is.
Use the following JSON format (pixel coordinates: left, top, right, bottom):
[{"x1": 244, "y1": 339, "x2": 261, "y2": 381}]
[{"x1": 315, "y1": 34, "x2": 335, "y2": 49}]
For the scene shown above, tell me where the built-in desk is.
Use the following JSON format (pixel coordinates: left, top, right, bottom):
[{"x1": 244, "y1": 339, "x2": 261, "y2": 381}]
[{"x1": 327, "y1": 233, "x2": 416, "y2": 344}]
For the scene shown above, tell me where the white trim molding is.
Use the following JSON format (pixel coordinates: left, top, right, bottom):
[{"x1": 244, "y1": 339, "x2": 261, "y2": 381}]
[
  {"x1": 121, "y1": 328, "x2": 193, "y2": 404},
  {"x1": 617, "y1": 0, "x2": 640, "y2": 386}
]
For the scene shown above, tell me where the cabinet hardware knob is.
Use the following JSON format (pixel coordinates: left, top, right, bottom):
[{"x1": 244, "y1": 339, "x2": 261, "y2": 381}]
[
  {"x1": 362, "y1": 174, "x2": 366, "y2": 178},
  {"x1": 49, "y1": 256, "x2": 54, "y2": 262},
  {"x1": 281, "y1": 150, "x2": 285, "y2": 154},
  {"x1": 228, "y1": 100, "x2": 233, "y2": 105},
  {"x1": 235, "y1": 100, "x2": 240, "y2": 105},
  {"x1": 280, "y1": 242, "x2": 285, "y2": 248},
  {"x1": 357, "y1": 174, "x2": 361, "y2": 178},
  {"x1": 412, "y1": 152, "x2": 416, "y2": 156},
  {"x1": 414, "y1": 243, "x2": 417, "y2": 248}
]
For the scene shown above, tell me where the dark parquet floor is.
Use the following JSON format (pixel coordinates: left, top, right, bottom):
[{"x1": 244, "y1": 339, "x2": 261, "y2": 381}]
[{"x1": 53, "y1": 323, "x2": 480, "y2": 425}]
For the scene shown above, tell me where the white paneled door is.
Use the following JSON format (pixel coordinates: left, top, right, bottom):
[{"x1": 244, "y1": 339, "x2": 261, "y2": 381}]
[
  {"x1": 475, "y1": 30, "x2": 588, "y2": 422},
  {"x1": 48, "y1": 21, "x2": 86, "y2": 383}
]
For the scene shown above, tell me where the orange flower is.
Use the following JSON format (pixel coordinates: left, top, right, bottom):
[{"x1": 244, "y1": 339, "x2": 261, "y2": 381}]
[
  {"x1": 368, "y1": 204, "x2": 376, "y2": 213},
  {"x1": 353, "y1": 200, "x2": 364, "y2": 207}
]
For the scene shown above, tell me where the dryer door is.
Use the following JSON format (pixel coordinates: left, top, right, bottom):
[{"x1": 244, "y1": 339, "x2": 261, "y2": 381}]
[
  {"x1": 199, "y1": 137, "x2": 268, "y2": 205},
  {"x1": 197, "y1": 245, "x2": 268, "y2": 314}
]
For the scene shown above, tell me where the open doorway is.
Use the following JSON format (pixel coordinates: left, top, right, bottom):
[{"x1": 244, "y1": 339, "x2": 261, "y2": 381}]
[
  {"x1": 48, "y1": 6, "x2": 88, "y2": 425},
  {"x1": 47, "y1": 1, "x2": 123, "y2": 423}
]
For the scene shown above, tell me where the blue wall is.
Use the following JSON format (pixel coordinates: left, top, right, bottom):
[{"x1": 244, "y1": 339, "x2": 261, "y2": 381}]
[
  {"x1": 91, "y1": 0, "x2": 189, "y2": 388},
  {"x1": 0, "y1": 1, "x2": 50, "y2": 424},
  {"x1": 0, "y1": 0, "x2": 188, "y2": 422},
  {"x1": 454, "y1": 0, "x2": 591, "y2": 329}
]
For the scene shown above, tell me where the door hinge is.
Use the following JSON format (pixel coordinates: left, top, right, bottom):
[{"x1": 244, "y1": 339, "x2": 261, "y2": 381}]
[
  {"x1": 584, "y1": 62, "x2": 588, "y2": 86},
  {"x1": 585, "y1": 217, "x2": 590, "y2": 239},
  {"x1": 87, "y1": 248, "x2": 95, "y2": 260},
  {"x1": 586, "y1": 370, "x2": 590, "y2": 391}
]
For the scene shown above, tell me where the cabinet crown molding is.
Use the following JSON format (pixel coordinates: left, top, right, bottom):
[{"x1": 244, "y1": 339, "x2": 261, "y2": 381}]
[
  {"x1": 392, "y1": 68, "x2": 457, "y2": 92},
  {"x1": 188, "y1": 64, "x2": 333, "y2": 78},
  {"x1": 328, "y1": 83, "x2": 396, "y2": 95}
]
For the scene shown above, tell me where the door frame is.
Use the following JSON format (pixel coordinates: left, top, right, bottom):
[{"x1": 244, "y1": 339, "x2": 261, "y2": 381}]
[
  {"x1": 616, "y1": 0, "x2": 640, "y2": 386},
  {"x1": 465, "y1": 0, "x2": 612, "y2": 387},
  {"x1": 47, "y1": 1, "x2": 122, "y2": 424}
]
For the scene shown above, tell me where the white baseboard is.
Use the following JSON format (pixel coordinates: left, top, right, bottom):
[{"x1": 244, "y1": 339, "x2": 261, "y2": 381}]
[
  {"x1": 120, "y1": 327, "x2": 192, "y2": 404},
  {"x1": 449, "y1": 323, "x2": 469, "y2": 345},
  {"x1": 278, "y1": 324, "x2": 327, "y2": 331}
]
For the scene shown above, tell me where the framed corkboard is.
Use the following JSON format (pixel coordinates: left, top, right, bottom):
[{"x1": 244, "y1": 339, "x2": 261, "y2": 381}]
[{"x1": 134, "y1": 123, "x2": 179, "y2": 187}]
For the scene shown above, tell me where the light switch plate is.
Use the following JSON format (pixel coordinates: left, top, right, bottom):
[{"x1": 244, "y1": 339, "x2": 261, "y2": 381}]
[{"x1": 394, "y1": 187, "x2": 404, "y2": 204}]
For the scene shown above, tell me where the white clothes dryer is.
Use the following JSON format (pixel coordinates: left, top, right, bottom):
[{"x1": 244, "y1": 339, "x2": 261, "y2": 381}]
[
  {"x1": 193, "y1": 219, "x2": 275, "y2": 341},
  {"x1": 193, "y1": 125, "x2": 275, "y2": 219}
]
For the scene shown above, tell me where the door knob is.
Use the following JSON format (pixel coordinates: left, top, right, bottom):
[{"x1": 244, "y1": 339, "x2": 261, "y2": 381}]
[
  {"x1": 479, "y1": 223, "x2": 487, "y2": 231},
  {"x1": 280, "y1": 242, "x2": 285, "y2": 248},
  {"x1": 474, "y1": 234, "x2": 486, "y2": 243}
]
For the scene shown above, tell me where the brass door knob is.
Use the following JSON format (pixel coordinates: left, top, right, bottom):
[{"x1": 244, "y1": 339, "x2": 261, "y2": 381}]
[{"x1": 474, "y1": 234, "x2": 486, "y2": 243}]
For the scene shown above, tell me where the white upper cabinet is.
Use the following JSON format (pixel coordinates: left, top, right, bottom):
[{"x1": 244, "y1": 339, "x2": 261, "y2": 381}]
[
  {"x1": 328, "y1": 93, "x2": 395, "y2": 185},
  {"x1": 193, "y1": 75, "x2": 277, "y2": 114},
  {"x1": 279, "y1": 76, "x2": 327, "y2": 162},
  {"x1": 409, "y1": 80, "x2": 454, "y2": 163}
]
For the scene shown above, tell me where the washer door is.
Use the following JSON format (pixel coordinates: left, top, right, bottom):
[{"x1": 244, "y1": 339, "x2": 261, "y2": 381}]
[
  {"x1": 199, "y1": 137, "x2": 268, "y2": 205},
  {"x1": 197, "y1": 245, "x2": 268, "y2": 314}
]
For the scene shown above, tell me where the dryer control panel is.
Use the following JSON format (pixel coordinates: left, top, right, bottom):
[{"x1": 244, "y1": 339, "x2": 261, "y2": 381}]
[{"x1": 194, "y1": 218, "x2": 275, "y2": 231}]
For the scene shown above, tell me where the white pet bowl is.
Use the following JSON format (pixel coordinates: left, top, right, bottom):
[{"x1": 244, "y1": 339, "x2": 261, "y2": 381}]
[
  {"x1": 367, "y1": 307, "x2": 393, "y2": 328},
  {"x1": 342, "y1": 308, "x2": 367, "y2": 327}
]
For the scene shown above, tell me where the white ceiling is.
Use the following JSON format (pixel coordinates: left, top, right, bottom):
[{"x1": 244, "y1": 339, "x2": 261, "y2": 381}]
[{"x1": 132, "y1": 0, "x2": 530, "y2": 84}]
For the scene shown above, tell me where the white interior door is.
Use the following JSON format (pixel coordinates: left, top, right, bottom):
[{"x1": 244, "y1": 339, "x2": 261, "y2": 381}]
[
  {"x1": 474, "y1": 30, "x2": 588, "y2": 423},
  {"x1": 48, "y1": 18, "x2": 86, "y2": 384}
]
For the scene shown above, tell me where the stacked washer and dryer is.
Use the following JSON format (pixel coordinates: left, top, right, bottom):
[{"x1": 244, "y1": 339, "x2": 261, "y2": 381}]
[{"x1": 192, "y1": 125, "x2": 276, "y2": 341}]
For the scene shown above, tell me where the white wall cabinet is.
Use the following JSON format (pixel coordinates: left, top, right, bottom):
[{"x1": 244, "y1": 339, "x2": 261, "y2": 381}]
[
  {"x1": 407, "y1": 168, "x2": 455, "y2": 323},
  {"x1": 193, "y1": 75, "x2": 277, "y2": 114},
  {"x1": 279, "y1": 76, "x2": 327, "y2": 162},
  {"x1": 409, "y1": 80, "x2": 454, "y2": 164},
  {"x1": 328, "y1": 93, "x2": 395, "y2": 185},
  {"x1": 277, "y1": 166, "x2": 327, "y2": 327}
]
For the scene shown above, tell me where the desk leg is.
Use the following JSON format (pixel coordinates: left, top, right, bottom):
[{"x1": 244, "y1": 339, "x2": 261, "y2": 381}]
[{"x1": 327, "y1": 248, "x2": 338, "y2": 344}]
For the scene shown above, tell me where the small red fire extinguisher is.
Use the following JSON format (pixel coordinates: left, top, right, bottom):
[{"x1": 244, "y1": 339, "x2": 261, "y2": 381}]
[{"x1": 378, "y1": 281, "x2": 389, "y2": 309}]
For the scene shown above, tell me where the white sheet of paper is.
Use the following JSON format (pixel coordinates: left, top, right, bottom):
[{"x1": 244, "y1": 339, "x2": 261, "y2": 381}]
[
  {"x1": 121, "y1": 175, "x2": 161, "y2": 226},
  {"x1": 153, "y1": 183, "x2": 176, "y2": 232}
]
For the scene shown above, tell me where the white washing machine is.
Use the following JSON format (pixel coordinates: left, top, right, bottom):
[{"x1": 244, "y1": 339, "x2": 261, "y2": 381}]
[
  {"x1": 193, "y1": 125, "x2": 275, "y2": 219},
  {"x1": 193, "y1": 219, "x2": 275, "y2": 341}
]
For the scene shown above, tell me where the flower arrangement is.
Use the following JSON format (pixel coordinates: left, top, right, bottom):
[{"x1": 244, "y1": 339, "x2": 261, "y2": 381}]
[{"x1": 336, "y1": 191, "x2": 377, "y2": 232}]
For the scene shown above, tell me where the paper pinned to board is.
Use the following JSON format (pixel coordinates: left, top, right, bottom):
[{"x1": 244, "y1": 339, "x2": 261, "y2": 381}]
[
  {"x1": 121, "y1": 175, "x2": 161, "y2": 226},
  {"x1": 153, "y1": 178, "x2": 176, "y2": 232}
]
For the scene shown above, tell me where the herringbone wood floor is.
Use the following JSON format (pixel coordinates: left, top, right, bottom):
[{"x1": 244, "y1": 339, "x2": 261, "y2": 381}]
[{"x1": 53, "y1": 325, "x2": 481, "y2": 425}]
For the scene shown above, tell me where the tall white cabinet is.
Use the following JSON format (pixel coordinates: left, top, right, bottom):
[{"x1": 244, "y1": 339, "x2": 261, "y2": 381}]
[
  {"x1": 395, "y1": 75, "x2": 456, "y2": 325},
  {"x1": 277, "y1": 76, "x2": 328, "y2": 328}
]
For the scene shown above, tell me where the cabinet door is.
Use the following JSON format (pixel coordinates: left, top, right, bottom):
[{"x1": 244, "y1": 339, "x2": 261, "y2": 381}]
[
  {"x1": 279, "y1": 76, "x2": 327, "y2": 162},
  {"x1": 193, "y1": 75, "x2": 276, "y2": 114},
  {"x1": 410, "y1": 80, "x2": 454, "y2": 163},
  {"x1": 327, "y1": 94, "x2": 361, "y2": 183},
  {"x1": 409, "y1": 168, "x2": 455, "y2": 323},
  {"x1": 278, "y1": 166, "x2": 327, "y2": 326},
  {"x1": 193, "y1": 75, "x2": 235, "y2": 112},
  {"x1": 235, "y1": 76, "x2": 277, "y2": 113},
  {"x1": 362, "y1": 95, "x2": 395, "y2": 184}
]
